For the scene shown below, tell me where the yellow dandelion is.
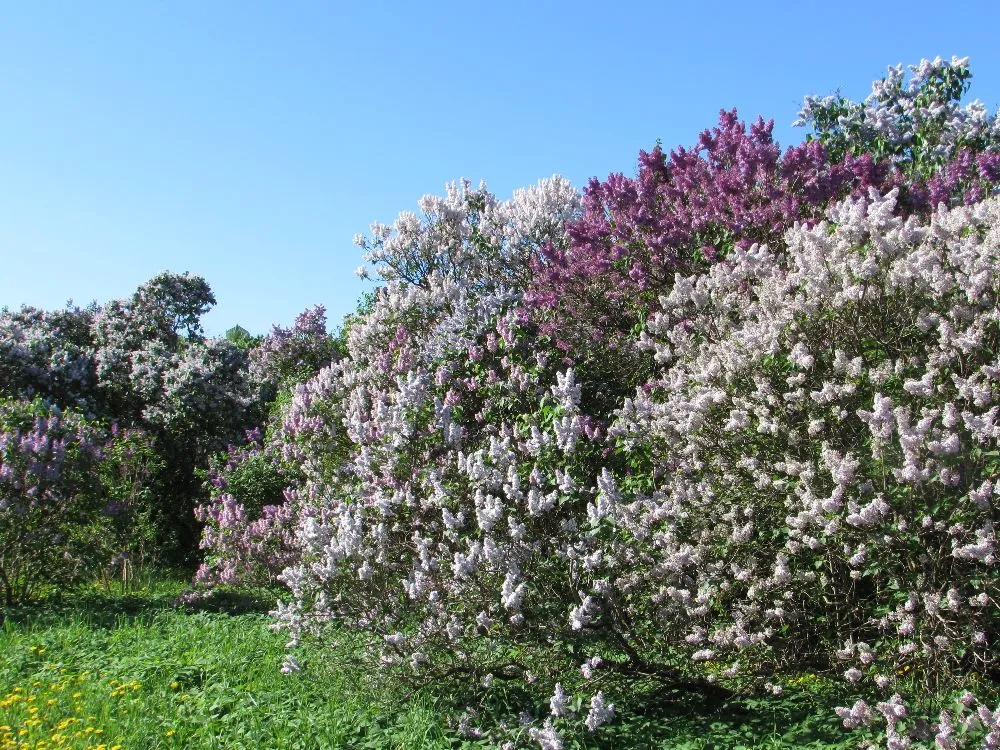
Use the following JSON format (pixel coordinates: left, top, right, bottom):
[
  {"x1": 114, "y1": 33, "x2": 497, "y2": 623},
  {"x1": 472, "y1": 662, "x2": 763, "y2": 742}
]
[{"x1": 165, "y1": 729, "x2": 175, "y2": 737}]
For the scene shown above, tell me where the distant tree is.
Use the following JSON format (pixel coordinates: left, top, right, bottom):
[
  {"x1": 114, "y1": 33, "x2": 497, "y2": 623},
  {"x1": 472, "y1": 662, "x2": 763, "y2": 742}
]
[{"x1": 225, "y1": 325, "x2": 260, "y2": 352}]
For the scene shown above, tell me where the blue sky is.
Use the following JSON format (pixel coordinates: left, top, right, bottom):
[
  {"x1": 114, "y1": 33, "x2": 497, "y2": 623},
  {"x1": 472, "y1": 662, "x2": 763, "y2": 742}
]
[{"x1": 2, "y1": 1, "x2": 998, "y2": 336}]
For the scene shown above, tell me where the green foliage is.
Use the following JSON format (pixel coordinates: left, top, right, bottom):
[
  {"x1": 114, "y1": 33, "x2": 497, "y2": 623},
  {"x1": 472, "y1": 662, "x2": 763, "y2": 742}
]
[
  {"x1": 0, "y1": 582, "x2": 483, "y2": 749},
  {"x1": 225, "y1": 325, "x2": 262, "y2": 352},
  {"x1": 217, "y1": 451, "x2": 287, "y2": 519},
  {"x1": 93, "y1": 429, "x2": 167, "y2": 592}
]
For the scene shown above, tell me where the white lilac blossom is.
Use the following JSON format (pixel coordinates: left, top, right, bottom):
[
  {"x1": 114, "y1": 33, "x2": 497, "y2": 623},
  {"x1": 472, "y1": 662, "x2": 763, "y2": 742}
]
[
  {"x1": 528, "y1": 719, "x2": 563, "y2": 750},
  {"x1": 835, "y1": 700, "x2": 875, "y2": 729},
  {"x1": 609, "y1": 190, "x2": 1000, "y2": 743},
  {"x1": 569, "y1": 595, "x2": 600, "y2": 630},
  {"x1": 580, "y1": 656, "x2": 602, "y2": 679},
  {"x1": 549, "y1": 683, "x2": 571, "y2": 717},
  {"x1": 584, "y1": 692, "x2": 615, "y2": 731},
  {"x1": 796, "y1": 57, "x2": 998, "y2": 174}
]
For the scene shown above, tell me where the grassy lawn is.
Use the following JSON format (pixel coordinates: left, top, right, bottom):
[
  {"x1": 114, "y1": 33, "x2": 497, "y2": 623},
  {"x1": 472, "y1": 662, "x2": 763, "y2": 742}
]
[
  {"x1": 0, "y1": 580, "x2": 465, "y2": 750},
  {"x1": 1, "y1": 580, "x2": 866, "y2": 749}
]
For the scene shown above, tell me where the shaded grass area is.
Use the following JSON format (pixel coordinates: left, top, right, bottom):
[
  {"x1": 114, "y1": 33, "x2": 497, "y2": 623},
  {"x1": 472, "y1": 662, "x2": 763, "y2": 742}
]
[
  {"x1": 1, "y1": 581, "x2": 863, "y2": 749},
  {"x1": 592, "y1": 681, "x2": 857, "y2": 750}
]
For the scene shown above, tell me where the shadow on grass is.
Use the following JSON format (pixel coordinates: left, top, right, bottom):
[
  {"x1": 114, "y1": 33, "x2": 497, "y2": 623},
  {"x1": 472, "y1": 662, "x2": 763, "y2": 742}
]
[
  {"x1": 589, "y1": 682, "x2": 855, "y2": 750},
  {"x1": 402, "y1": 668, "x2": 855, "y2": 750},
  {"x1": 1, "y1": 579, "x2": 277, "y2": 631}
]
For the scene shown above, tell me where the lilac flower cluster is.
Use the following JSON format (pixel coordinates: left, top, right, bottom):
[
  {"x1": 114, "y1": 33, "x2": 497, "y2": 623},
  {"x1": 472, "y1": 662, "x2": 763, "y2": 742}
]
[
  {"x1": 249, "y1": 305, "x2": 340, "y2": 390},
  {"x1": 194, "y1": 433, "x2": 297, "y2": 589}
]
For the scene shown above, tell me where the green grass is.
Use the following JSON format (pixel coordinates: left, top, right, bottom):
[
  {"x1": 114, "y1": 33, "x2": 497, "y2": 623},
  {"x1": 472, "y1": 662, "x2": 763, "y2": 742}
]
[
  {"x1": 0, "y1": 580, "x2": 469, "y2": 750},
  {"x1": 1, "y1": 580, "x2": 867, "y2": 749}
]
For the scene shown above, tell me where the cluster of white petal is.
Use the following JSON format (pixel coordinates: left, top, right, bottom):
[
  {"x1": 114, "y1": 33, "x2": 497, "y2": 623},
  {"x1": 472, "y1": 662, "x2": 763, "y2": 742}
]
[{"x1": 796, "y1": 56, "x2": 998, "y2": 169}]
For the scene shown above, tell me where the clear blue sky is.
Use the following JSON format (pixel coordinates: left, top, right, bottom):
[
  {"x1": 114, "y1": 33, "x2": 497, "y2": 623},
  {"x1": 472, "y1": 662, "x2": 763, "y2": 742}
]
[{"x1": 2, "y1": 1, "x2": 998, "y2": 336}]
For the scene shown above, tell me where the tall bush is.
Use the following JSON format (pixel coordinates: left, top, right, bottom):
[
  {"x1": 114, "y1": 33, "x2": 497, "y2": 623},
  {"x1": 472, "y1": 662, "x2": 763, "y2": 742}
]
[
  {"x1": 0, "y1": 398, "x2": 104, "y2": 604},
  {"x1": 201, "y1": 59, "x2": 1000, "y2": 747}
]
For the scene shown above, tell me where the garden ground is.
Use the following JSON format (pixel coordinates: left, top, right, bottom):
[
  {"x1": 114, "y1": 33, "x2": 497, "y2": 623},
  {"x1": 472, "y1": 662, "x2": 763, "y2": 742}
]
[{"x1": 0, "y1": 578, "x2": 867, "y2": 749}]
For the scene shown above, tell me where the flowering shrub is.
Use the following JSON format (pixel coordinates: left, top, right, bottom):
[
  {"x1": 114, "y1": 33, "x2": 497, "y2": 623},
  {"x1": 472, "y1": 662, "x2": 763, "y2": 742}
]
[
  {"x1": 88, "y1": 272, "x2": 255, "y2": 558},
  {"x1": 195, "y1": 58, "x2": 1000, "y2": 747},
  {"x1": 615, "y1": 189, "x2": 1000, "y2": 745},
  {"x1": 796, "y1": 56, "x2": 998, "y2": 178},
  {"x1": 797, "y1": 55, "x2": 1000, "y2": 215},
  {"x1": 0, "y1": 305, "x2": 96, "y2": 410},
  {"x1": 196, "y1": 177, "x2": 584, "y2": 591},
  {"x1": 1, "y1": 272, "x2": 258, "y2": 565},
  {"x1": 0, "y1": 398, "x2": 104, "y2": 604},
  {"x1": 249, "y1": 305, "x2": 341, "y2": 397},
  {"x1": 194, "y1": 432, "x2": 297, "y2": 589}
]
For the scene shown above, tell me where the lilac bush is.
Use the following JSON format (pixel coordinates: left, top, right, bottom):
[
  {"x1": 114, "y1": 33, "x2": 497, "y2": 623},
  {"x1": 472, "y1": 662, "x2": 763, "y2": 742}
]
[
  {"x1": 615, "y1": 188, "x2": 1000, "y2": 744},
  {"x1": 249, "y1": 305, "x2": 340, "y2": 394},
  {"x1": 193, "y1": 59, "x2": 1000, "y2": 747},
  {"x1": 797, "y1": 56, "x2": 1000, "y2": 213},
  {"x1": 0, "y1": 305, "x2": 96, "y2": 410},
  {"x1": 1, "y1": 271, "x2": 259, "y2": 565},
  {"x1": 796, "y1": 56, "x2": 999, "y2": 178},
  {"x1": 90, "y1": 271, "x2": 255, "y2": 556},
  {"x1": 194, "y1": 432, "x2": 297, "y2": 589},
  {"x1": 0, "y1": 398, "x2": 104, "y2": 604}
]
